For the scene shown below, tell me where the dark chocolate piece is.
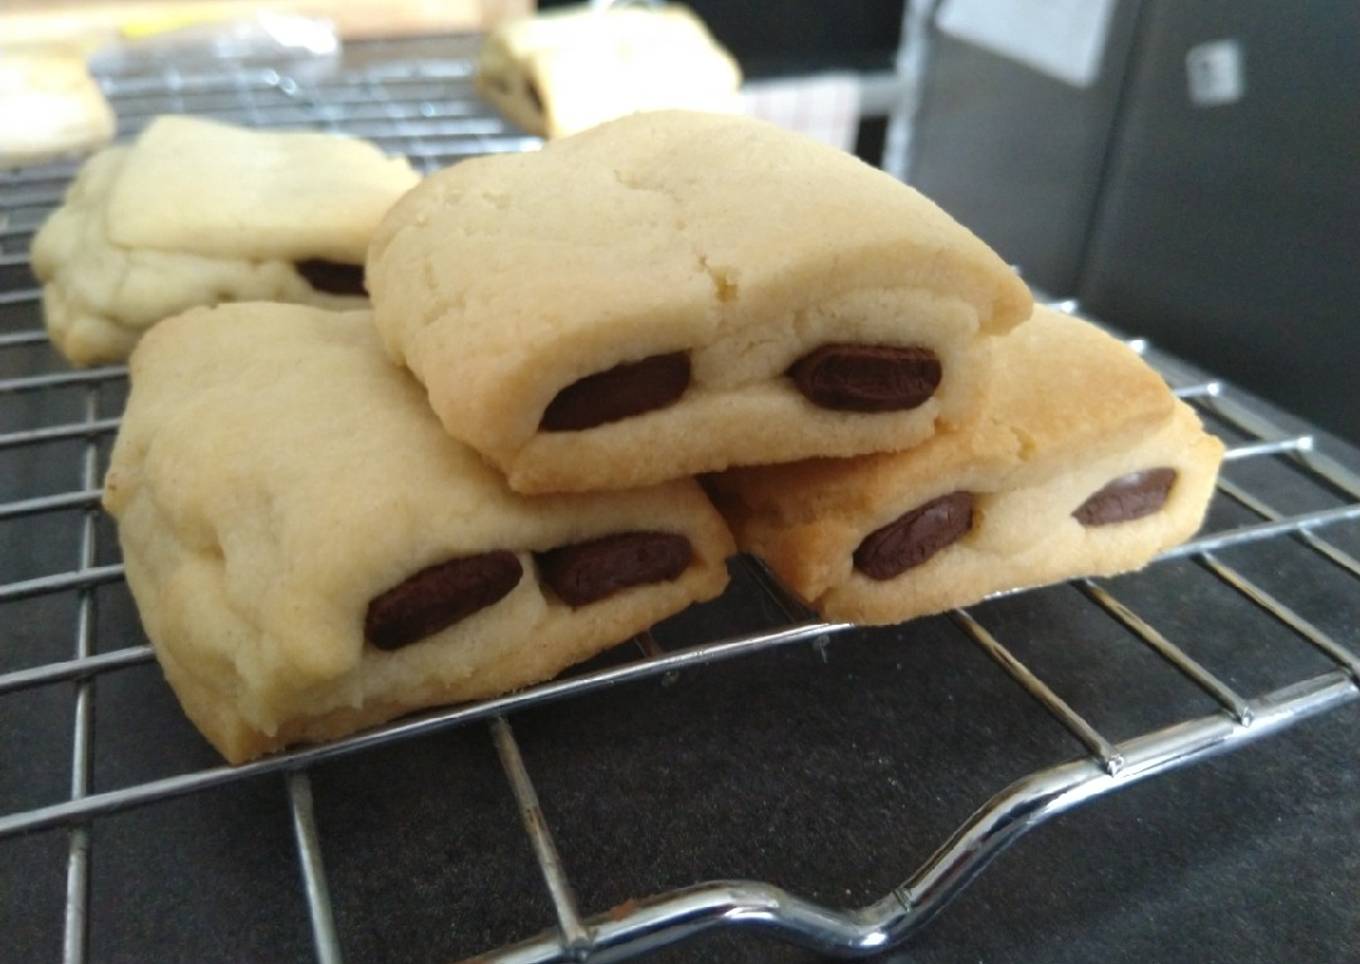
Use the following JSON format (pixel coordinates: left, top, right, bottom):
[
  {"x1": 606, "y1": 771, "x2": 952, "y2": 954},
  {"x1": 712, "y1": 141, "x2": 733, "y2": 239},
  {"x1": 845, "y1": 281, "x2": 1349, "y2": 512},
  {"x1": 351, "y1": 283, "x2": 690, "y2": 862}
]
[
  {"x1": 536, "y1": 531, "x2": 693, "y2": 606},
  {"x1": 853, "y1": 491, "x2": 974, "y2": 580},
  {"x1": 1073, "y1": 467, "x2": 1178, "y2": 527},
  {"x1": 295, "y1": 259, "x2": 367, "y2": 297},
  {"x1": 365, "y1": 551, "x2": 522, "y2": 651},
  {"x1": 540, "y1": 352, "x2": 690, "y2": 432},
  {"x1": 788, "y1": 344, "x2": 942, "y2": 412}
]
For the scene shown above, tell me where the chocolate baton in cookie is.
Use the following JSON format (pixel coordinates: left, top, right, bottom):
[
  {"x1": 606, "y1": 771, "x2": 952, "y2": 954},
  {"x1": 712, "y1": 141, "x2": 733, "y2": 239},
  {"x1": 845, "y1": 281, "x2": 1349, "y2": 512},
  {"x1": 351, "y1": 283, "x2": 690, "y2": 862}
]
[
  {"x1": 366, "y1": 110, "x2": 1032, "y2": 494},
  {"x1": 707, "y1": 307, "x2": 1224, "y2": 625},
  {"x1": 31, "y1": 116, "x2": 419, "y2": 366},
  {"x1": 103, "y1": 305, "x2": 733, "y2": 763}
]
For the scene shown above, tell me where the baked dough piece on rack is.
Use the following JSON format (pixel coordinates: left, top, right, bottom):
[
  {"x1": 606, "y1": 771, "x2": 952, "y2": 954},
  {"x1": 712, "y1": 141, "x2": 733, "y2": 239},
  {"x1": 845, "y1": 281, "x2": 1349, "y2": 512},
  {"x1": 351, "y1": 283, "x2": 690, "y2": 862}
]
[
  {"x1": 0, "y1": 47, "x2": 115, "y2": 170},
  {"x1": 368, "y1": 110, "x2": 1032, "y2": 494},
  {"x1": 707, "y1": 307, "x2": 1224, "y2": 625},
  {"x1": 476, "y1": 3, "x2": 741, "y2": 138},
  {"x1": 31, "y1": 115, "x2": 419, "y2": 366},
  {"x1": 104, "y1": 304, "x2": 734, "y2": 764}
]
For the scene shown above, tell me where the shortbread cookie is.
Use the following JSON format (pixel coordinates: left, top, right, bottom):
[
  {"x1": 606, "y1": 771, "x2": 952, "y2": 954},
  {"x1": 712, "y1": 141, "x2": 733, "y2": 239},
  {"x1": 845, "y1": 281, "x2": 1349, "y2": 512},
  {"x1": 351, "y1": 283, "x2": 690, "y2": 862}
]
[
  {"x1": 708, "y1": 307, "x2": 1224, "y2": 624},
  {"x1": 104, "y1": 304, "x2": 733, "y2": 763},
  {"x1": 31, "y1": 115, "x2": 419, "y2": 366},
  {"x1": 368, "y1": 110, "x2": 1032, "y2": 494},
  {"x1": 0, "y1": 47, "x2": 115, "y2": 169},
  {"x1": 476, "y1": 3, "x2": 741, "y2": 138}
]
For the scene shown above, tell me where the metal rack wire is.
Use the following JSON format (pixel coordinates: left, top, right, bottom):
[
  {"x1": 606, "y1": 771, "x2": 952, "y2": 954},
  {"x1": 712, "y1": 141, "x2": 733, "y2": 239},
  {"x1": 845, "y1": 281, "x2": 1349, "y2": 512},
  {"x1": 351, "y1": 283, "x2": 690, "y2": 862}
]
[{"x1": 1, "y1": 42, "x2": 1358, "y2": 964}]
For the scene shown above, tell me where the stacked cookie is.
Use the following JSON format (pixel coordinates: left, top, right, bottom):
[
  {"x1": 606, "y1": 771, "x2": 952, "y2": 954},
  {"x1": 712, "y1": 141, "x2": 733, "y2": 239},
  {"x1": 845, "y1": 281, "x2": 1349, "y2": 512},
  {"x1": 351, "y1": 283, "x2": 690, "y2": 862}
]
[
  {"x1": 708, "y1": 305, "x2": 1224, "y2": 623},
  {"x1": 365, "y1": 109, "x2": 1032, "y2": 492},
  {"x1": 73, "y1": 110, "x2": 1223, "y2": 763},
  {"x1": 364, "y1": 110, "x2": 1222, "y2": 621}
]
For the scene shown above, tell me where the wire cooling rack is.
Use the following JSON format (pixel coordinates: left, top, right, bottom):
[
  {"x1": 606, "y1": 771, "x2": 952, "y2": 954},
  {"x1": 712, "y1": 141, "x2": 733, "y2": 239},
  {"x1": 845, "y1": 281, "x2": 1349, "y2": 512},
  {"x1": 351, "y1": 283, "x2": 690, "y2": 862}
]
[{"x1": 2, "y1": 39, "x2": 1358, "y2": 964}]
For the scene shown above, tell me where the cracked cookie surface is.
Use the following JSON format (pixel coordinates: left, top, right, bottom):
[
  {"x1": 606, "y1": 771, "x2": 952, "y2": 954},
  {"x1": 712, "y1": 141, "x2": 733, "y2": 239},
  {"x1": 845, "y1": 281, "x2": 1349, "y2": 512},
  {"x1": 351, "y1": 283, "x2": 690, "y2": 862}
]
[{"x1": 367, "y1": 110, "x2": 1032, "y2": 493}]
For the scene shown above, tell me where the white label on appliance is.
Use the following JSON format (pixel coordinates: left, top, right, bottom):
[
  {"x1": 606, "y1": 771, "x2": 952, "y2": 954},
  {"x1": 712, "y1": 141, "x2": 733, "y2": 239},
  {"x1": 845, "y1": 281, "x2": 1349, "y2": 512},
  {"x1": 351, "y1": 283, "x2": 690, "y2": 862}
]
[
  {"x1": 936, "y1": 0, "x2": 1117, "y2": 88},
  {"x1": 740, "y1": 74, "x2": 862, "y2": 152},
  {"x1": 1186, "y1": 39, "x2": 1246, "y2": 107}
]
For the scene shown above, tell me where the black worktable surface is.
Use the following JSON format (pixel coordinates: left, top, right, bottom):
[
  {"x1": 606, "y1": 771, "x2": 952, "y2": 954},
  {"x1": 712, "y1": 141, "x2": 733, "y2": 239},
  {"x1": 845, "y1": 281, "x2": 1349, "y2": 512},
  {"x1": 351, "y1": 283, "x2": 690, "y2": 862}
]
[{"x1": 2, "y1": 42, "x2": 1358, "y2": 964}]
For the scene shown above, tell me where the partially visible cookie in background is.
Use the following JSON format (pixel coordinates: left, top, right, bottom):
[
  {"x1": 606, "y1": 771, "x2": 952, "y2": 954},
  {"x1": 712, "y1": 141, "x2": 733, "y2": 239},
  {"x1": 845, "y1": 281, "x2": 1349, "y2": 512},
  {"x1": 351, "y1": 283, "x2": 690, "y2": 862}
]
[
  {"x1": 104, "y1": 304, "x2": 734, "y2": 764},
  {"x1": 0, "y1": 46, "x2": 115, "y2": 169},
  {"x1": 31, "y1": 115, "x2": 420, "y2": 366},
  {"x1": 476, "y1": 3, "x2": 741, "y2": 138}
]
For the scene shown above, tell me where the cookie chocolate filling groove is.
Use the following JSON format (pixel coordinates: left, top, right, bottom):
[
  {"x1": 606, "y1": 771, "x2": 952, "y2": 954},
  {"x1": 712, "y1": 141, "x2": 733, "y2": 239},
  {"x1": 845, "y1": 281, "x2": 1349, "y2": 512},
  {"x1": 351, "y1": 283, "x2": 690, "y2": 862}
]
[
  {"x1": 1073, "y1": 467, "x2": 1178, "y2": 527},
  {"x1": 854, "y1": 491, "x2": 975, "y2": 580},
  {"x1": 789, "y1": 344, "x2": 942, "y2": 412},
  {"x1": 537, "y1": 531, "x2": 694, "y2": 606},
  {"x1": 366, "y1": 550, "x2": 524, "y2": 651},
  {"x1": 294, "y1": 259, "x2": 368, "y2": 296},
  {"x1": 540, "y1": 352, "x2": 691, "y2": 431}
]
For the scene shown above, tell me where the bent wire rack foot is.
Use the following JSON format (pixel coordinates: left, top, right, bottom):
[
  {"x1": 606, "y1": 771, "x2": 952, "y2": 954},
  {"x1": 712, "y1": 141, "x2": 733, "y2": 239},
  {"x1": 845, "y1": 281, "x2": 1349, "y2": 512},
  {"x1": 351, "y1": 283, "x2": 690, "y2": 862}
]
[{"x1": 2, "y1": 42, "x2": 1359, "y2": 964}]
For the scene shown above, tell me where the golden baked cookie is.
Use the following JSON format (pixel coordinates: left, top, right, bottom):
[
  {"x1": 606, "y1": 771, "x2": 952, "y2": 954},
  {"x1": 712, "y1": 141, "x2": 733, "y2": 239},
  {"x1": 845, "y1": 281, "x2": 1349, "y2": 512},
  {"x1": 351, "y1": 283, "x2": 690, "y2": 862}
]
[
  {"x1": 31, "y1": 115, "x2": 420, "y2": 366},
  {"x1": 367, "y1": 110, "x2": 1032, "y2": 494},
  {"x1": 0, "y1": 47, "x2": 114, "y2": 169},
  {"x1": 104, "y1": 304, "x2": 734, "y2": 764},
  {"x1": 476, "y1": 3, "x2": 741, "y2": 138},
  {"x1": 708, "y1": 307, "x2": 1224, "y2": 624}
]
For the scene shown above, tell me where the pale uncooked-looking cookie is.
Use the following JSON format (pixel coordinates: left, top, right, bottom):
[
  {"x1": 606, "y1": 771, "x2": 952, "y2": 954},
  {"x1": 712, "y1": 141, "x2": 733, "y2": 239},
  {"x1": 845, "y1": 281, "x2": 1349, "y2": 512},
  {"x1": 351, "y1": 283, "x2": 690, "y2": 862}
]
[
  {"x1": 31, "y1": 115, "x2": 420, "y2": 366},
  {"x1": 368, "y1": 110, "x2": 1032, "y2": 495},
  {"x1": 708, "y1": 307, "x2": 1224, "y2": 625},
  {"x1": 104, "y1": 304, "x2": 734, "y2": 764},
  {"x1": 476, "y1": 3, "x2": 741, "y2": 138},
  {"x1": 0, "y1": 47, "x2": 114, "y2": 169}
]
